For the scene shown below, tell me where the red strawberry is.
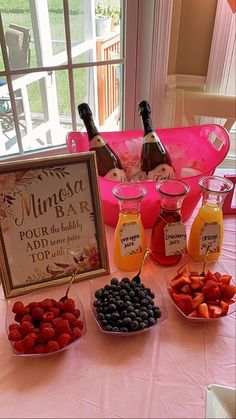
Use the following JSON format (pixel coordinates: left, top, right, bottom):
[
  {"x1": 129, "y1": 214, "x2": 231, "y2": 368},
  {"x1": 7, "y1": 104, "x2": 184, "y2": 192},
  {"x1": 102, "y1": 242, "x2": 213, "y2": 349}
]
[
  {"x1": 74, "y1": 309, "x2": 81, "y2": 319},
  {"x1": 63, "y1": 298, "x2": 76, "y2": 313},
  {"x1": 46, "y1": 340, "x2": 60, "y2": 352},
  {"x1": 51, "y1": 307, "x2": 60, "y2": 317},
  {"x1": 198, "y1": 303, "x2": 210, "y2": 318},
  {"x1": 170, "y1": 276, "x2": 191, "y2": 289},
  {"x1": 220, "y1": 300, "x2": 230, "y2": 316},
  {"x1": 205, "y1": 271, "x2": 218, "y2": 283},
  {"x1": 172, "y1": 292, "x2": 193, "y2": 315},
  {"x1": 208, "y1": 304, "x2": 222, "y2": 318},
  {"x1": 42, "y1": 326, "x2": 56, "y2": 341},
  {"x1": 181, "y1": 285, "x2": 192, "y2": 294},
  {"x1": 74, "y1": 319, "x2": 84, "y2": 330},
  {"x1": 20, "y1": 321, "x2": 35, "y2": 336},
  {"x1": 34, "y1": 343, "x2": 47, "y2": 354},
  {"x1": 58, "y1": 333, "x2": 72, "y2": 349},
  {"x1": 71, "y1": 327, "x2": 82, "y2": 341},
  {"x1": 220, "y1": 284, "x2": 236, "y2": 300},
  {"x1": 40, "y1": 298, "x2": 54, "y2": 310},
  {"x1": 23, "y1": 332, "x2": 37, "y2": 349},
  {"x1": 13, "y1": 340, "x2": 25, "y2": 354},
  {"x1": 191, "y1": 280, "x2": 204, "y2": 291},
  {"x1": 8, "y1": 323, "x2": 21, "y2": 332},
  {"x1": 62, "y1": 312, "x2": 77, "y2": 326},
  {"x1": 192, "y1": 292, "x2": 204, "y2": 309},
  {"x1": 21, "y1": 314, "x2": 33, "y2": 323},
  {"x1": 55, "y1": 319, "x2": 71, "y2": 335},
  {"x1": 202, "y1": 280, "x2": 220, "y2": 301},
  {"x1": 31, "y1": 306, "x2": 44, "y2": 320},
  {"x1": 12, "y1": 301, "x2": 25, "y2": 314},
  {"x1": 218, "y1": 275, "x2": 232, "y2": 285},
  {"x1": 41, "y1": 311, "x2": 54, "y2": 323},
  {"x1": 8, "y1": 329, "x2": 22, "y2": 341}
]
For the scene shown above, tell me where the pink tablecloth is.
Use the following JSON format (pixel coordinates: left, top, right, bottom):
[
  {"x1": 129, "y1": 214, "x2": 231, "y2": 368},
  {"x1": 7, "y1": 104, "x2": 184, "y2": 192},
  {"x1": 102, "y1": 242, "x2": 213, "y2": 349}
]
[{"x1": 0, "y1": 206, "x2": 235, "y2": 419}]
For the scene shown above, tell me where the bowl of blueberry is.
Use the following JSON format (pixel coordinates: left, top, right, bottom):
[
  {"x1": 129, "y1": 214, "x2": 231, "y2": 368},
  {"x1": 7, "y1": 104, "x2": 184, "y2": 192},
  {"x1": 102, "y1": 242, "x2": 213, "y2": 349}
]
[{"x1": 91, "y1": 275, "x2": 169, "y2": 335}]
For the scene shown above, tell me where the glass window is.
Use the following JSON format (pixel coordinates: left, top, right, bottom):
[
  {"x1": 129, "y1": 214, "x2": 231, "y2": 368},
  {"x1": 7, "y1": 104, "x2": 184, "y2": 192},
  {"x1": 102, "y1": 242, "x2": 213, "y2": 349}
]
[{"x1": 0, "y1": 0, "x2": 123, "y2": 159}]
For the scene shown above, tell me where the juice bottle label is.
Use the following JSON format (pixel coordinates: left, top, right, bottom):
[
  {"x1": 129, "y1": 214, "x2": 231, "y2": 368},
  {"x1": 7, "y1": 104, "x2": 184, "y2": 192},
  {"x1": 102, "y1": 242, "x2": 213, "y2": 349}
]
[
  {"x1": 164, "y1": 222, "x2": 187, "y2": 256},
  {"x1": 199, "y1": 222, "x2": 220, "y2": 255},
  {"x1": 119, "y1": 222, "x2": 142, "y2": 256}
]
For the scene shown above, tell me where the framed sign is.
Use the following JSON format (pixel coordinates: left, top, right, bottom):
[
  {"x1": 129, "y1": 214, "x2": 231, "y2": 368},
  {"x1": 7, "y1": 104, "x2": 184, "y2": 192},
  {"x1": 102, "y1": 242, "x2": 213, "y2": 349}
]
[{"x1": 0, "y1": 152, "x2": 110, "y2": 298}]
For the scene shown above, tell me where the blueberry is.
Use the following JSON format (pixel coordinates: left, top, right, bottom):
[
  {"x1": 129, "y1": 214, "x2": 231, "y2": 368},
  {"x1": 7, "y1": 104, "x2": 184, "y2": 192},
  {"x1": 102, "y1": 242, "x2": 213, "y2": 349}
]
[
  {"x1": 130, "y1": 320, "x2": 139, "y2": 330},
  {"x1": 140, "y1": 311, "x2": 148, "y2": 320},
  {"x1": 97, "y1": 313, "x2": 105, "y2": 321},
  {"x1": 120, "y1": 327, "x2": 129, "y2": 333},
  {"x1": 138, "y1": 290, "x2": 146, "y2": 299},
  {"x1": 139, "y1": 322, "x2": 146, "y2": 330},
  {"x1": 129, "y1": 290, "x2": 135, "y2": 298},
  {"x1": 111, "y1": 278, "x2": 119, "y2": 285},
  {"x1": 141, "y1": 298, "x2": 149, "y2": 306},
  {"x1": 121, "y1": 309, "x2": 128, "y2": 318},
  {"x1": 148, "y1": 309, "x2": 154, "y2": 317},
  {"x1": 104, "y1": 325, "x2": 113, "y2": 331},
  {"x1": 116, "y1": 299, "x2": 125, "y2": 308},
  {"x1": 148, "y1": 317, "x2": 157, "y2": 326},
  {"x1": 112, "y1": 327, "x2": 119, "y2": 332},
  {"x1": 129, "y1": 312, "x2": 136, "y2": 320},
  {"x1": 117, "y1": 319, "x2": 123, "y2": 327},
  {"x1": 123, "y1": 317, "x2": 132, "y2": 326},
  {"x1": 153, "y1": 307, "x2": 162, "y2": 318},
  {"x1": 111, "y1": 311, "x2": 120, "y2": 321},
  {"x1": 95, "y1": 288, "x2": 103, "y2": 298},
  {"x1": 108, "y1": 303, "x2": 117, "y2": 312},
  {"x1": 105, "y1": 313, "x2": 112, "y2": 321}
]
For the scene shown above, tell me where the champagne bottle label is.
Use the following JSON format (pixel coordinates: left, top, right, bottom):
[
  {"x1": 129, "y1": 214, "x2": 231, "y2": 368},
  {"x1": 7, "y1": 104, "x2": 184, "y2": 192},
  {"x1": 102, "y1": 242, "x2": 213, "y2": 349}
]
[
  {"x1": 164, "y1": 222, "x2": 187, "y2": 256},
  {"x1": 199, "y1": 222, "x2": 220, "y2": 255},
  {"x1": 104, "y1": 167, "x2": 127, "y2": 181},
  {"x1": 147, "y1": 164, "x2": 175, "y2": 181},
  {"x1": 119, "y1": 222, "x2": 142, "y2": 256},
  {"x1": 143, "y1": 131, "x2": 163, "y2": 147},
  {"x1": 89, "y1": 135, "x2": 106, "y2": 148}
]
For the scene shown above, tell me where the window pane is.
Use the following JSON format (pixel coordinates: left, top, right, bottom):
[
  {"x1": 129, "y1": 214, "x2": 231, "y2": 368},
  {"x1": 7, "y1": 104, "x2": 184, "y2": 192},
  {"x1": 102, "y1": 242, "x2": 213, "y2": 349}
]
[
  {"x1": 0, "y1": 79, "x2": 19, "y2": 156},
  {"x1": 74, "y1": 63, "x2": 121, "y2": 131},
  {"x1": 48, "y1": 0, "x2": 67, "y2": 56},
  {"x1": 1, "y1": 2, "x2": 34, "y2": 70},
  {"x1": 71, "y1": 0, "x2": 122, "y2": 65}
]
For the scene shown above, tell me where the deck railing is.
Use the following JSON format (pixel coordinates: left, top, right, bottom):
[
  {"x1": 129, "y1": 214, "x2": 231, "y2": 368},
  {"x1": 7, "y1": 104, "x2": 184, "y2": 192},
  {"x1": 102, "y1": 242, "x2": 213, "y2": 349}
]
[{"x1": 96, "y1": 32, "x2": 120, "y2": 126}]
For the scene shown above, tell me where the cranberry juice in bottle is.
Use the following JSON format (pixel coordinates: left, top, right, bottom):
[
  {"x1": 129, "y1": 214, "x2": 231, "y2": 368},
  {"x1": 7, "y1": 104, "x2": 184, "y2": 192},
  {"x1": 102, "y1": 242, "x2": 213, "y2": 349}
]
[{"x1": 150, "y1": 179, "x2": 189, "y2": 266}]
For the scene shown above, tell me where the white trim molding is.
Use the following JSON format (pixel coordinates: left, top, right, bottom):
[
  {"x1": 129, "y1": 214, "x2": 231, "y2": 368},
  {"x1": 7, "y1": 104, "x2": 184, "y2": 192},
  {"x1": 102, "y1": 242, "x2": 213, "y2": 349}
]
[
  {"x1": 205, "y1": 0, "x2": 236, "y2": 94},
  {"x1": 164, "y1": 74, "x2": 206, "y2": 128}
]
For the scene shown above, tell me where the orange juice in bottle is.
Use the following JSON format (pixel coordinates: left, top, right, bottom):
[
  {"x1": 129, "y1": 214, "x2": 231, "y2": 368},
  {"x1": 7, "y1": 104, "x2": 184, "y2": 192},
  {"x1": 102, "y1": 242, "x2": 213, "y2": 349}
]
[
  {"x1": 188, "y1": 176, "x2": 234, "y2": 262},
  {"x1": 112, "y1": 184, "x2": 147, "y2": 271}
]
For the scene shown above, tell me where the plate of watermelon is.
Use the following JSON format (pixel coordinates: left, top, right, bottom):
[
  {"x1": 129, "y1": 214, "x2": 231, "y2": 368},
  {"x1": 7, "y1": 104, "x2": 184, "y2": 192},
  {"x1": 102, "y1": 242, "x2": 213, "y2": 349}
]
[{"x1": 164, "y1": 261, "x2": 236, "y2": 322}]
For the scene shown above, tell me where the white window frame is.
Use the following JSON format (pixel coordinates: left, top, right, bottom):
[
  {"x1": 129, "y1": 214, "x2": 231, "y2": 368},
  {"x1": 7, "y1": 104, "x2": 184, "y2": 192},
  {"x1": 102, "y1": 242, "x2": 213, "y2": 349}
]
[{"x1": 1, "y1": 0, "x2": 173, "y2": 160}]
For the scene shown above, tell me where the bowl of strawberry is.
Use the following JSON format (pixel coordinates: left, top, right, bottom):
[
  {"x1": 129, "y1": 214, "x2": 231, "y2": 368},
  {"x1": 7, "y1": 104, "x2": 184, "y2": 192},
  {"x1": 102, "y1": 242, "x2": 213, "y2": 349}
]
[
  {"x1": 5, "y1": 285, "x2": 87, "y2": 356},
  {"x1": 165, "y1": 261, "x2": 236, "y2": 322}
]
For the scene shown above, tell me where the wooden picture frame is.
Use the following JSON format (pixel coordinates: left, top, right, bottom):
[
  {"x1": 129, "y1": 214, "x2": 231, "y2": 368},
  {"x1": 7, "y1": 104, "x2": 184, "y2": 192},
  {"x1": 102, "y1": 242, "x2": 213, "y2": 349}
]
[{"x1": 0, "y1": 152, "x2": 110, "y2": 298}]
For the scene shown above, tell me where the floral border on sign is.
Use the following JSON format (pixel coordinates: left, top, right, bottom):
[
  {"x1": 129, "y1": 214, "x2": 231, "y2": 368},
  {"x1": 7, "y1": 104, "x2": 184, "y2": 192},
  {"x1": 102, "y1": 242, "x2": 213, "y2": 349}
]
[{"x1": 0, "y1": 166, "x2": 70, "y2": 222}]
